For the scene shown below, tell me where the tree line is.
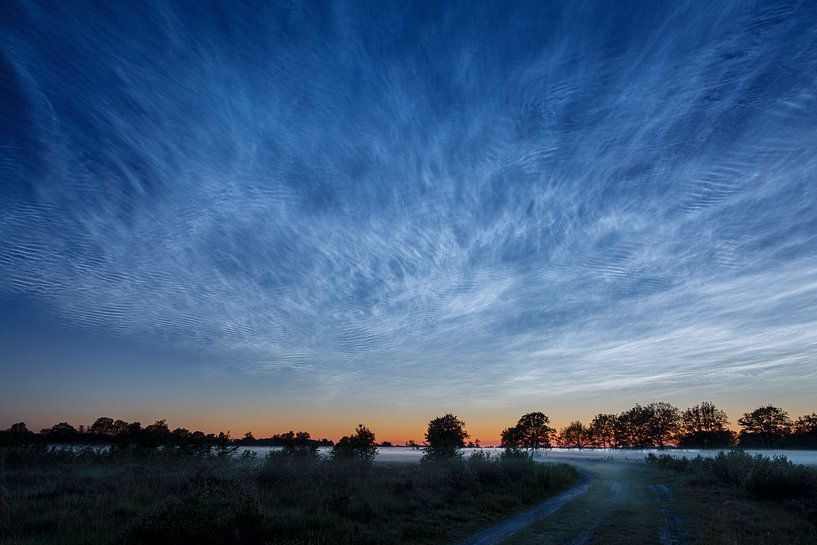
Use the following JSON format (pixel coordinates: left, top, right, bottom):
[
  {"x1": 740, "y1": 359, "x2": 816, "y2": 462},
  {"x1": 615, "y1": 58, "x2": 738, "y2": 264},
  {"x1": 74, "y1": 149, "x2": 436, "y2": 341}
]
[
  {"x1": 0, "y1": 418, "x2": 335, "y2": 451},
  {"x1": 421, "y1": 404, "x2": 817, "y2": 459},
  {"x1": 2, "y1": 402, "x2": 816, "y2": 455},
  {"x1": 501, "y1": 403, "x2": 817, "y2": 449}
]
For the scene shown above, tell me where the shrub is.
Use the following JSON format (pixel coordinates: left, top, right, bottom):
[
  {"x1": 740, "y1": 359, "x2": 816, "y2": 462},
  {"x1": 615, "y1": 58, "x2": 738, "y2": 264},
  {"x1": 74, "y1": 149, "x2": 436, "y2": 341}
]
[
  {"x1": 647, "y1": 450, "x2": 817, "y2": 498},
  {"x1": 331, "y1": 424, "x2": 378, "y2": 465},
  {"x1": 126, "y1": 476, "x2": 263, "y2": 545}
]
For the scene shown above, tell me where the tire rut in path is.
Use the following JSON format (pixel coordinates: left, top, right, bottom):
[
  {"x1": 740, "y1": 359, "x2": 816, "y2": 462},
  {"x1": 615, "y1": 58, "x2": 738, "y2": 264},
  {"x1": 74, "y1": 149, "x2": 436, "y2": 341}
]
[{"x1": 649, "y1": 484, "x2": 686, "y2": 545}]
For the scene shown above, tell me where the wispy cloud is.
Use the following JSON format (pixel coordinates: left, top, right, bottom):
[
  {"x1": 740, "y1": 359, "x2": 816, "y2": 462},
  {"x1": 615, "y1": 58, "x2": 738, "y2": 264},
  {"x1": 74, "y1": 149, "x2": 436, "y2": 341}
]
[{"x1": 2, "y1": 1, "x2": 817, "y2": 418}]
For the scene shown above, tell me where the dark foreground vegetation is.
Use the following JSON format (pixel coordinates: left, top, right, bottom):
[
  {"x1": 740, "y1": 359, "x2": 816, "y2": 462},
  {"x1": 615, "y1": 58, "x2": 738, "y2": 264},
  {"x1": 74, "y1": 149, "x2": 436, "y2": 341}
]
[
  {"x1": 0, "y1": 444, "x2": 578, "y2": 545},
  {"x1": 647, "y1": 450, "x2": 817, "y2": 543}
]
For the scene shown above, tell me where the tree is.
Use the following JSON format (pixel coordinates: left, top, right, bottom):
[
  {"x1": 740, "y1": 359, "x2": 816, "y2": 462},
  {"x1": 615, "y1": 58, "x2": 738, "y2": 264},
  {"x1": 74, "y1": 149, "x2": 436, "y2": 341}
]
[
  {"x1": 141, "y1": 420, "x2": 170, "y2": 447},
  {"x1": 43, "y1": 422, "x2": 78, "y2": 440},
  {"x1": 587, "y1": 413, "x2": 618, "y2": 448},
  {"x1": 117, "y1": 421, "x2": 143, "y2": 446},
  {"x1": 424, "y1": 414, "x2": 468, "y2": 460},
  {"x1": 645, "y1": 402, "x2": 681, "y2": 448},
  {"x1": 678, "y1": 402, "x2": 734, "y2": 448},
  {"x1": 9, "y1": 422, "x2": 30, "y2": 434},
  {"x1": 793, "y1": 413, "x2": 817, "y2": 447},
  {"x1": 89, "y1": 417, "x2": 117, "y2": 436},
  {"x1": 738, "y1": 405, "x2": 793, "y2": 447},
  {"x1": 500, "y1": 425, "x2": 524, "y2": 451},
  {"x1": 112, "y1": 419, "x2": 130, "y2": 436},
  {"x1": 214, "y1": 431, "x2": 238, "y2": 458},
  {"x1": 559, "y1": 421, "x2": 590, "y2": 448},
  {"x1": 617, "y1": 405, "x2": 653, "y2": 448},
  {"x1": 279, "y1": 430, "x2": 319, "y2": 458},
  {"x1": 514, "y1": 412, "x2": 554, "y2": 450},
  {"x1": 332, "y1": 424, "x2": 378, "y2": 464}
]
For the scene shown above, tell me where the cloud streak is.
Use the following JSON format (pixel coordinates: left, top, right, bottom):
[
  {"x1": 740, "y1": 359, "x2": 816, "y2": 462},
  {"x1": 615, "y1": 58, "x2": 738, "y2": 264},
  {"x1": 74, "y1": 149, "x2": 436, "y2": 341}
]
[{"x1": 2, "y1": 1, "x2": 817, "y2": 421}]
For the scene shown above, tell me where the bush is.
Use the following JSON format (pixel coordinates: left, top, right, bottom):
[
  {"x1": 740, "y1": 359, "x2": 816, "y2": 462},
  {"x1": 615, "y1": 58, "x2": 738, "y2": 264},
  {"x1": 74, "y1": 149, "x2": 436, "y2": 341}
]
[
  {"x1": 331, "y1": 425, "x2": 378, "y2": 465},
  {"x1": 646, "y1": 450, "x2": 817, "y2": 498},
  {"x1": 126, "y1": 475, "x2": 263, "y2": 545}
]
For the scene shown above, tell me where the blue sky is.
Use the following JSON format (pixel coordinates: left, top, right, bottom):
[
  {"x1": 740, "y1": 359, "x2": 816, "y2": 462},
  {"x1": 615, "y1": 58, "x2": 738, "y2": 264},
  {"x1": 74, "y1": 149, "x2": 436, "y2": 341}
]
[{"x1": 2, "y1": 2, "x2": 817, "y2": 439}]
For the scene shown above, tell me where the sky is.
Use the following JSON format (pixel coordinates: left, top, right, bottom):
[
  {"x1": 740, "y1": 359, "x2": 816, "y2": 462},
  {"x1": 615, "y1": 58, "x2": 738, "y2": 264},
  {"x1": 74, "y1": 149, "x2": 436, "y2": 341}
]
[{"x1": 2, "y1": 1, "x2": 817, "y2": 443}]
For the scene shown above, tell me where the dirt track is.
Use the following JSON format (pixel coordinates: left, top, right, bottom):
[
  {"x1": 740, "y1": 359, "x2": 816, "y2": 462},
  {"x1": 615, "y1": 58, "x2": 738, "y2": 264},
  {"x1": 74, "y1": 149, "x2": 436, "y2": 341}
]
[{"x1": 457, "y1": 459, "x2": 686, "y2": 545}]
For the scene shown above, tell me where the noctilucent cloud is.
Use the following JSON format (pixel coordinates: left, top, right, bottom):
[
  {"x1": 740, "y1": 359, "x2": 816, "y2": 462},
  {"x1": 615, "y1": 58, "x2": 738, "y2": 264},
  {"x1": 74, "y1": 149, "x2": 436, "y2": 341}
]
[{"x1": 2, "y1": 2, "x2": 817, "y2": 440}]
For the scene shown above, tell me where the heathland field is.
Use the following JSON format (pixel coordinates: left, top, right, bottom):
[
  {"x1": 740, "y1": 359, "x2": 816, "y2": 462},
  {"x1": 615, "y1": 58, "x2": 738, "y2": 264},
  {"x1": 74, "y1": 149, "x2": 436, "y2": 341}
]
[
  {"x1": 0, "y1": 446, "x2": 577, "y2": 545},
  {"x1": 3, "y1": 446, "x2": 817, "y2": 545}
]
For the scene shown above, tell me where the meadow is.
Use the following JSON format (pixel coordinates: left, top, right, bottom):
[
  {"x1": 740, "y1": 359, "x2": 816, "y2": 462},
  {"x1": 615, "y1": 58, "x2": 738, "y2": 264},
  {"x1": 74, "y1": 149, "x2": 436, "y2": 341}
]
[{"x1": 0, "y1": 445, "x2": 577, "y2": 545}]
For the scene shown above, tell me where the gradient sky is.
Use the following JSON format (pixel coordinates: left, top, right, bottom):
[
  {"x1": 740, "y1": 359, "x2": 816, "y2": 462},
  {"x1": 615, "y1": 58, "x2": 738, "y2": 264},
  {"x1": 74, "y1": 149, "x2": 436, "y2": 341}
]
[{"x1": 2, "y1": 1, "x2": 817, "y2": 443}]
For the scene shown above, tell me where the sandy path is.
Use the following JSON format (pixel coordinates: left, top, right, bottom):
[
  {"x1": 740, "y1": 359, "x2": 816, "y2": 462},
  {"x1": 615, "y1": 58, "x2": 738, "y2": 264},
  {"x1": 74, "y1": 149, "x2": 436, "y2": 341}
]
[
  {"x1": 456, "y1": 459, "x2": 689, "y2": 545},
  {"x1": 455, "y1": 474, "x2": 592, "y2": 545}
]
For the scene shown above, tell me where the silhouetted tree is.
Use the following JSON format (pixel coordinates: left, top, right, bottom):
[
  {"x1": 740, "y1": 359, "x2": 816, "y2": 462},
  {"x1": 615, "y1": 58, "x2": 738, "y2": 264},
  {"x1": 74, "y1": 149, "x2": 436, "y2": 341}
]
[
  {"x1": 170, "y1": 427, "x2": 191, "y2": 445},
  {"x1": 617, "y1": 405, "x2": 653, "y2": 448},
  {"x1": 738, "y1": 405, "x2": 793, "y2": 447},
  {"x1": 139, "y1": 420, "x2": 170, "y2": 448},
  {"x1": 678, "y1": 402, "x2": 734, "y2": 448},
  {"x1": 615, "y1": 403, "x2": 681, "y2": 448},
  {"x1": 587, "y1": 413, "x2": 618, "y2": 448},
  {"x1": 559, "y1": 421, "x2": 590, "y2": 448},
  {"x1": 515, "y1": 412, "x2": 554, "y2": 450},
  {"x1": 424, "y1": 414, "x2": 468, "y2": 460},
  {"x1": 43, "y1": 422, "x2": 79, "y2": 441},
  {"x1": 646, "y1": 402, "x2": 681, "y2": 448},
  {"x1": 89, "y1": 417, "x2": 117, "y2": 437},
  {"x1": 332, "y1": 424, "x2": 378, "y2": 464},
  {"x1": 214, "y1": 431, "x2": 238, "y2": 458},
  {"x1": 9, "y1": 422, "x2": 30, "y2": 434},
  {"x1": 115, "y1": 421, "x2": 143, "y2": 447},
  {"x1": 279, "y1": 431, "x2": 319, "y2": 458},
  {"x1": 794, "y1": 413, "x2": 817, "y2": 447},
  {"x1": 500, "y1": 425, "x2": 525, "y2": 451}
]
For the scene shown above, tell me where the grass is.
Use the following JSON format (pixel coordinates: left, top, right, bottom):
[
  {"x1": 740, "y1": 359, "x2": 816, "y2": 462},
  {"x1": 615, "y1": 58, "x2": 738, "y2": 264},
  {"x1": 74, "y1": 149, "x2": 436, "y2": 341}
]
[
  {"x1": 0, "y1": 447, "x2": 578, "y2": 545},
  {"x1": 646, "y1": 451, "x2": 817, "y2": 545},
  {"x1": 503, "y1": 460, "x2": 664, "y2": 545},
  {"x1": 506, "y1": 455, "x2": 817, "y2": 545}
]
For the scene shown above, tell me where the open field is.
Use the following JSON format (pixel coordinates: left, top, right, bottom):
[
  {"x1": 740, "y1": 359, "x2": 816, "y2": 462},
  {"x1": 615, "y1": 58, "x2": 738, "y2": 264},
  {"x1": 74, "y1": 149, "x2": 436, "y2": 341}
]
[{"x1": 0, "y1": 447, "x2": 577, "y2": 545}]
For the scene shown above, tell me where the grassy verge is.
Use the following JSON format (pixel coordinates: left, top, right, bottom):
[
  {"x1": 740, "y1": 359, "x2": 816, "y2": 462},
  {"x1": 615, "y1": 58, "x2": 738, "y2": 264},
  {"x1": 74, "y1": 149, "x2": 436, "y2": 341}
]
[
  {"x1": 0, "y1": 447, "x2": 577, "y2": 545},
  {"x1": 646, "y1": 451, "x2": 817, "y2": 544}
]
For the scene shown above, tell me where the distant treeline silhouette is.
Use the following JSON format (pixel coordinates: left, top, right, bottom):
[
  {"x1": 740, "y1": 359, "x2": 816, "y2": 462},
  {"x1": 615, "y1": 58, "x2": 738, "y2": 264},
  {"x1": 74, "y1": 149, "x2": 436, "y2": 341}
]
[
  {"x1": 499, "y1": 403, "x2": 817, "y2": 450},
  {"x1": 2, "y1": 402, "x2": 816, "y2": 451},
  {"x1": 0, "y1": 418, "x2": 333, "y2": 450}
]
